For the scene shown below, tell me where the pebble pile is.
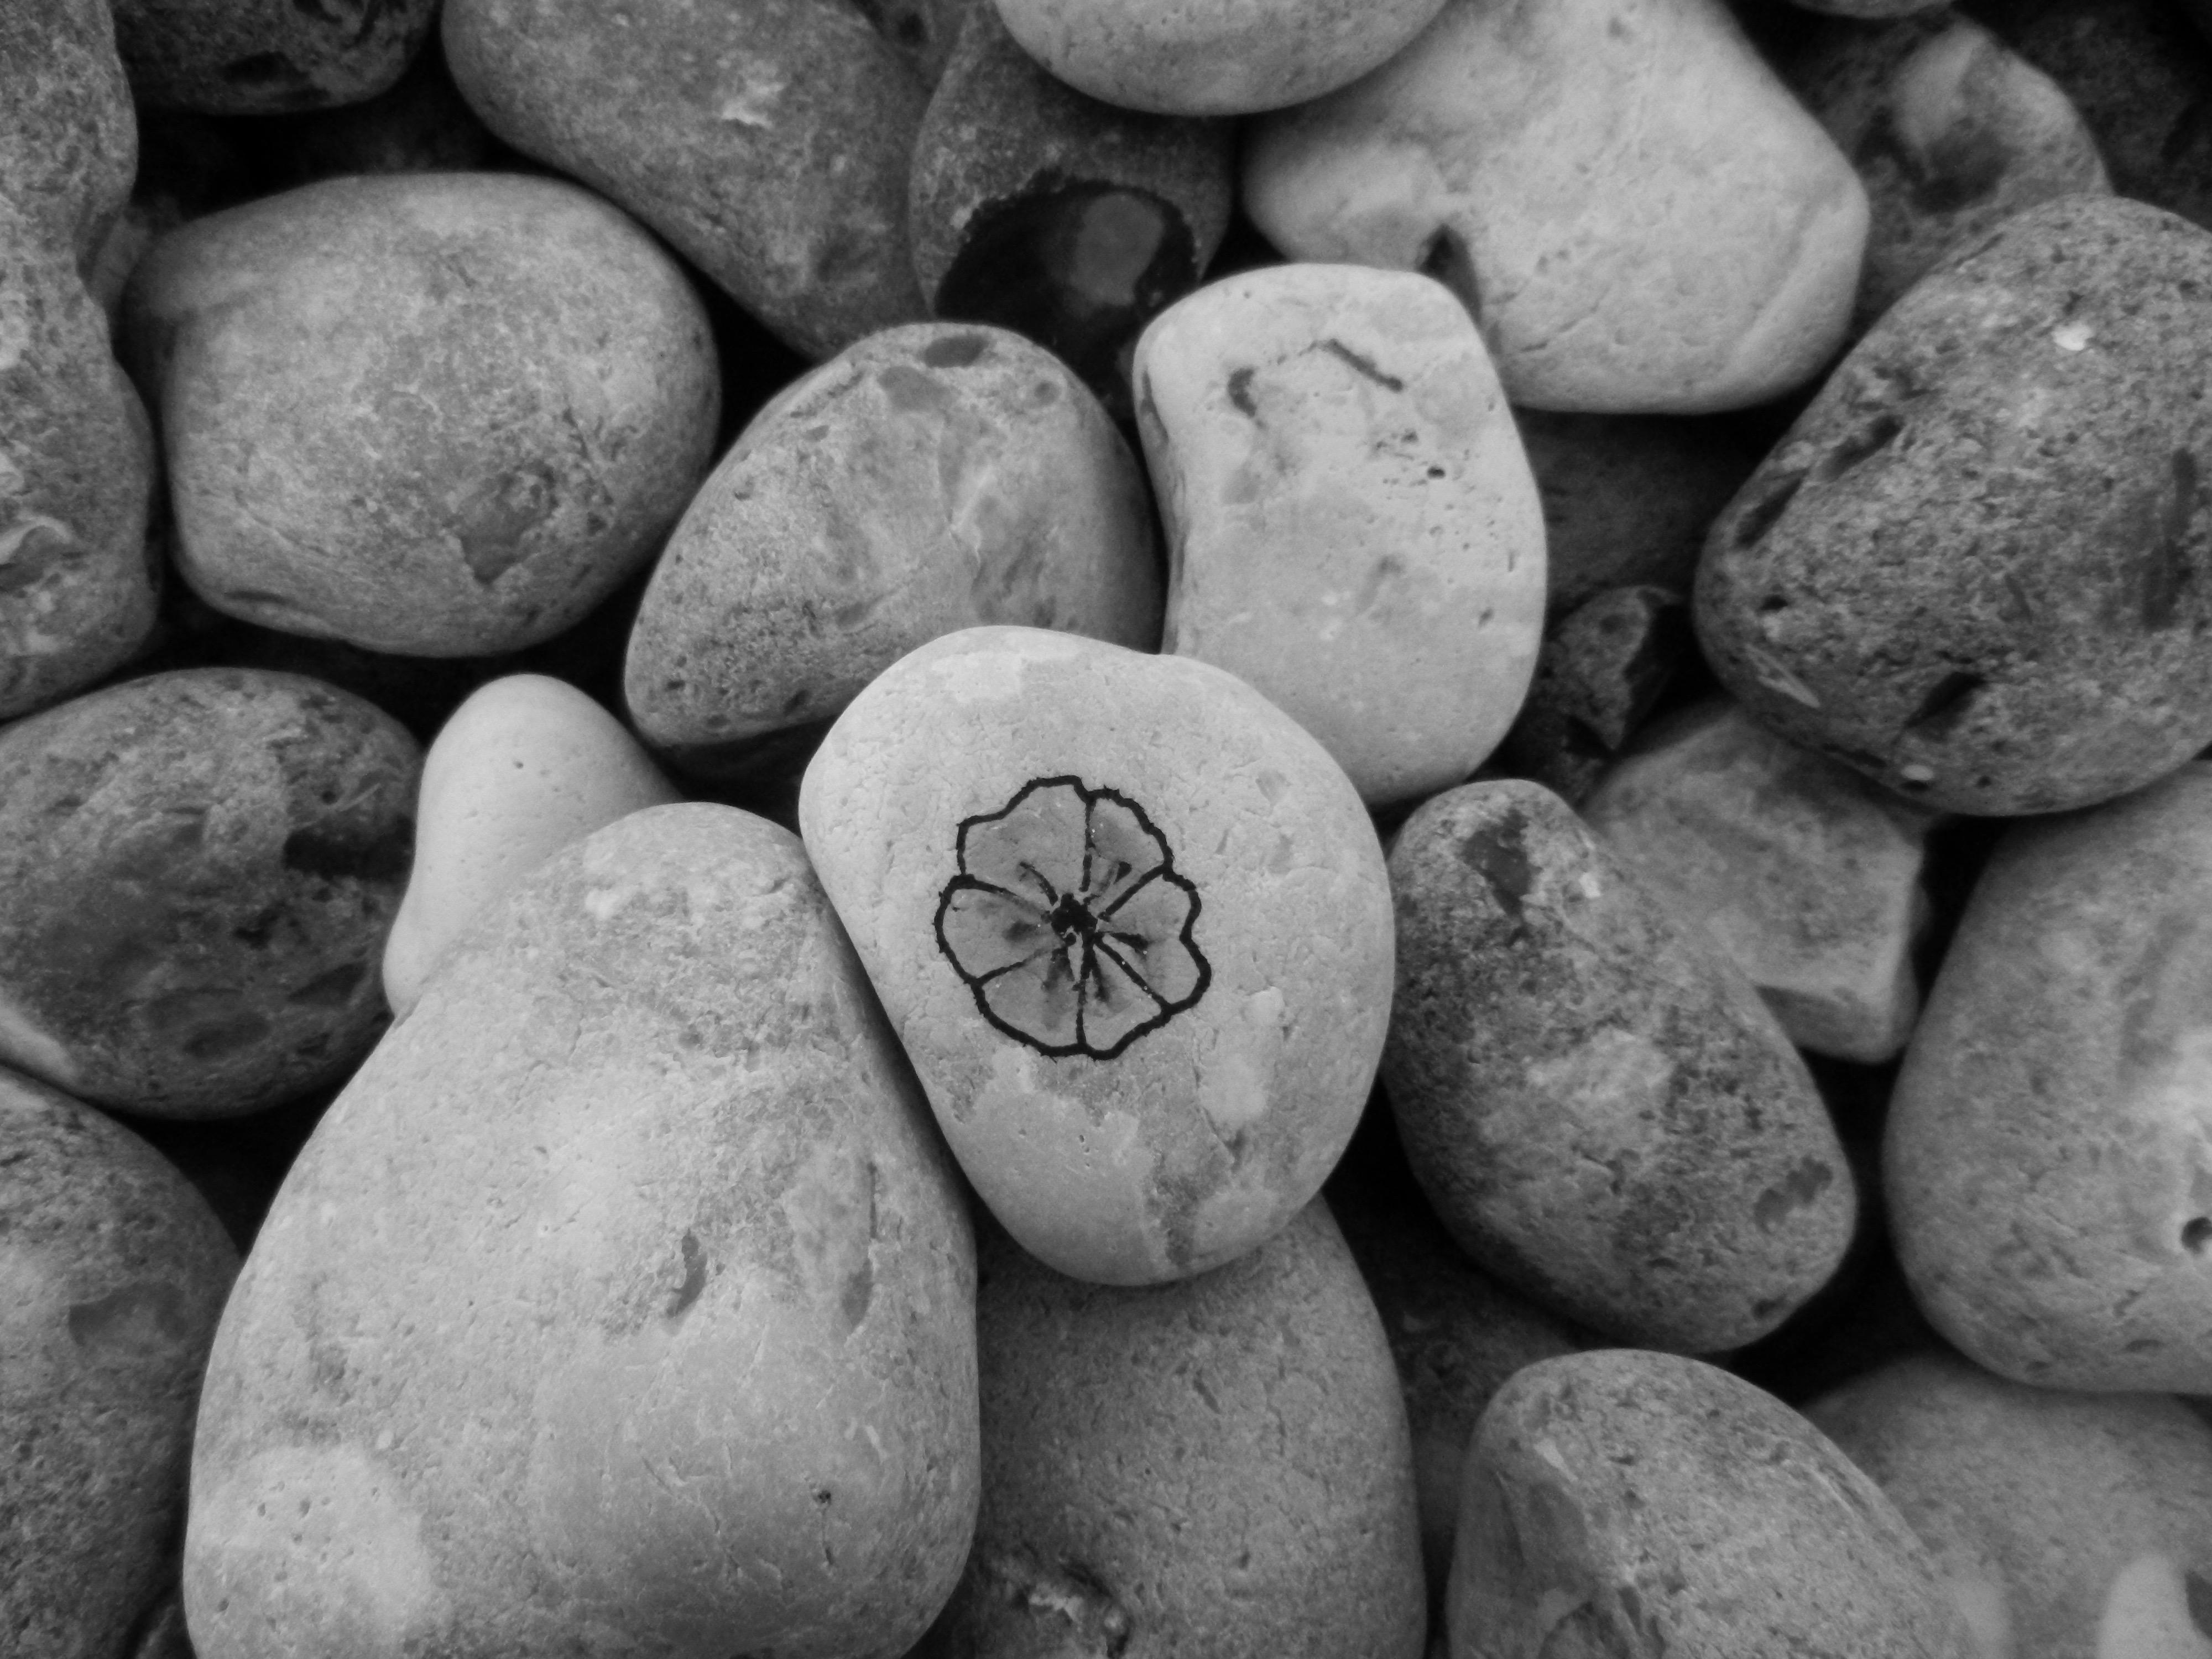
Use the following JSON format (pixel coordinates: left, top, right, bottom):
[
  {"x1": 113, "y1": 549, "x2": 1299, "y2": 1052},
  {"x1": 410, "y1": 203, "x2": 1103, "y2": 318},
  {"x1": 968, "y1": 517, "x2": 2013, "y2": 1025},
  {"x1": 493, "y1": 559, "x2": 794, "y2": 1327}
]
[{"x1": 9, "y1": 0, "x2": 2212, "y2": 1655}]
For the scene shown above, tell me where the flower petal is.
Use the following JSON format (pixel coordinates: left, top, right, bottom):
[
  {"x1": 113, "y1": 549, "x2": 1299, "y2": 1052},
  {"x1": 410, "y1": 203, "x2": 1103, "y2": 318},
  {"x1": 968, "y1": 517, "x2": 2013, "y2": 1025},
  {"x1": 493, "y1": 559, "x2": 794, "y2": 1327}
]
[
  {"x1": 1098, "y1": 871, "x2": 1207, "y2": 1009},
  {"x1": 979, "y1": 945, "x2": 1082, "y2": 1053},
  {"x1": 959, "y1": 779, "x2": 1089, "y2": 907},
  {"x1": 1077, "y1": 941, "x2": 1167, "y2": 1058},
  {"x1": 937, "y1": 879, "x2": 1055, "y2": 983},
  {"x1": 1082, "y1": 791, "x2": 1170, "y2": 911}
]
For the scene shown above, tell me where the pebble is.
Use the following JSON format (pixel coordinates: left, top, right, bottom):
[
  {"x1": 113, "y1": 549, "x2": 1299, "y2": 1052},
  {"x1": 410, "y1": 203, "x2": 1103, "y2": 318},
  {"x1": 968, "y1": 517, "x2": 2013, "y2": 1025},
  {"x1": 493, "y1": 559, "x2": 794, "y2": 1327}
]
[
  {"x1": 1697, "y1": 194, "x2": 2212, "y2": 816},
  {"x1": 624, "y1": 324, "x2": 1160, "y2": 772},
  {"x1": 382, "y1": 675, "x2": 680, "y2": 1020},
  {"x1": 909, "y1": 0, "x2": 1234, "y2": 416},
  {"x1": 917, "y1": 1201, "x2": 1425, "y2": 1659},
  {"x1": 185, "y1": 805, "x2": 980, "y2": 1659},
  {"x1": 1581, "y1": 696, "x2": 1936, "y2": 1063},
  {"x1": 111, "y1": 0, "x2": 439, "y2": 115},
  {"x1": 1384, "y1": 779, "x2": 1856, "y2": 1353},
  {"x1": 1491, "y1": 584, "x2": 1690, "y2": 807},
  {"x1": 989, "y1": 0, "x2": 1451, "y2": 115},
  {"x1": 1451, "y1": 1350, "x2": 1974, "y2": 1658},
  {"x1": 1809, "y1": 1351, "x2": 2212, "y2": 1659},
  {"x1": 3, "y1": 0, "x2": 137, "y2": 271},
  {"x1": 0, "y1": 667, "x2": 419, "y2": 1120},
  {"x1": 1134, "y1": 264, "x2": 1546, "y2": 808},
  {"x1": 0, "y1": 1065, "x2": 237, "y2": 1659},
  {"x1": 800, "y1": 625, "x2": 1392, "y2": 1286},
  {"x1": 119, "y1": 171, "x2": 720, "y2": 658},
  {"x1": 1243, "y1": 0, "x2": 1869, "y2": 413},
  {"x1": 1887, "y1": 763, "x2": 2212, "y2": 1392},
  {"x1": 442, "y1": 0, "x2": 930, "y2": 359},
  {"x1": 1783, "y1": 11, "x2": 2110, "y2": 332}
]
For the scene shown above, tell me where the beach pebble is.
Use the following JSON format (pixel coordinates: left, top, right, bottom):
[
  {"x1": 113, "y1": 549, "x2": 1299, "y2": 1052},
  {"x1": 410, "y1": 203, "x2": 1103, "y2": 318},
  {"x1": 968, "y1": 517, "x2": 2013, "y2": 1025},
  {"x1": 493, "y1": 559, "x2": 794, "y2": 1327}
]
[
  {"x1": 1783, "y1": 12, "x2": 2109, "y2": 332},
  {"x1": 990, "y1": 0, "x2": 1450, "y2": 115},
  {"x1": 444, "y1": 0, "x2": 929, "y2": 359},
  {"x1": 1243, "y1": 0, "x2": 1868, "y2": 413},
  {"x1": 120, "y1": 171, "x2": 719, "y2": 658},
  {"x1": 1697, "y1": 194, "x2": 2212, "y2": 816},
  {"x1": 1384, "y1": 779, "x2": 1856, "y2": 1353},
  {"x1": 1809, "y1": 1351, "x2": 2212, "y2": 1659},
  {"x1": 111, "y1": 0, "x2": 438, "y2": 114},
  {"x1": 3, "y1": 0, "x2": 137, "y2": 272},
  {"x1": 1581, "y1": 697, "x2": 1936, "y2": 1062},
  {"x1": 1887, "y1": 763, "x2": 2212, "y2": 1392},
  {"x1": 910, "y1": 1, "x2": 1233, "y2": 416},
  {"x1": 1491, "y1": 585, "x2": 1690, "y2": 807},
  {"x1": 918, "y1": 1202, "x2": 1425, "y2": 1659},
  {"x1": 1134, "y1": 265, "x2": 1545, "y2": 807},
  {"x1": 382, "y1": 675, "x2": 680, "y2": 1020},
  {"x1": 1, "y1": 1065, "x2": 237, "y2": 1659},
  {"x1": 0, "y1": 668, "x2": 419, "y2": 1119},
  {"x1": 185, "y1": 805, "x2": 979, "y2": 1659},
  {"x1": 1451, "y1": 1350, "x2": 1974, "y2": 1659},
  {"x1": 1516, "y1": 410, "x2": 1760, "y2": 615},
  {"x1": 625, "y1": 324, "x2": 1160, "y2": 773},
  {"x1": 800, "y1": 625, "x2": 1392, "y2": 1285}
]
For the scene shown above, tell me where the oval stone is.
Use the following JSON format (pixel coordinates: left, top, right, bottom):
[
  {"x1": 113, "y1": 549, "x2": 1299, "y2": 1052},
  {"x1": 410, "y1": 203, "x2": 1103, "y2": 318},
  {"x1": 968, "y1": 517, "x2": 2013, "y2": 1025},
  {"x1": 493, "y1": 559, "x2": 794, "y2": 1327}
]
[{"x1": 800, "y1": 625, "x2": 1392, "y2": 1285}]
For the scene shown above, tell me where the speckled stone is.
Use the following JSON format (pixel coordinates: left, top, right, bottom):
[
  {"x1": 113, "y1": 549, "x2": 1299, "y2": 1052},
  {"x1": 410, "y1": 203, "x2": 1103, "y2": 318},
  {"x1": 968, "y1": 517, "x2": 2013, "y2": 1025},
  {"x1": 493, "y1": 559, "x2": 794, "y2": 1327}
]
[
  {"x1": 121, "y1": 172, "x2": 719, "y2": 658},
  {"x1": 1384, "y1": 779, "x2": 1855, "y2": 1353},
  {"x1": 111, "y1": 0, "x2": 439, "y2": 114},
  {"x1": 185, "y1": 805, "x2": 979, "y2": 1659},
  {"x1": 625, "y1": 324, "x2": 1160, "y2": 771},
  {"x1": 1887, "y1": 764, "x2": 2212, "y2": 1392},
  {"x1": 0, "y1": 668, "x2": 419, "y2": 1120},
  {"x1": 1, "y1": 1065, "x2": 237, "y2": 1659},
  {"x1": 1515, "y1": 409, "x2": 1760, "y2": 615},
  {"x1": 443, "y1": 0, "x2": 929, "y2": 359},
  {"x1": 2, "y1": 0, "x2": 136, "y2": 272},
  {"x1": 800, "y1": 626, "x2": 1392, "y2": 1286},
  {"x1": 382, "y1": 675, "x2": 680, "y2": 1020},
  {"x1": 1581, "y1": 697, "x2": 1936, "y2": 1062},
  {"x1": 1810, "y1": 1352, "x2": 2212, "y2": 1659},
  {"x1": 991, "y1": 0, "x2": 1451, "y2": 114},
  {"x1": 917, "y1": 1202, "x2": 1425, "y2": 1659},
  {"x1": 910, "y1": 1, "x2": 1233, "y2": 418},
  {"x1": 1697, "y1": 194, "x2": 2212, "y2": 817},
  {"x1": 1451, "y1": 1351, "x2": 1973, "y2": 1659},
  {"x1": 1244, "y1": 0, "x2": 1869, "y2": 413},
  {"x1": 1783, "y1": 12, "x2": 2109, "y2": 332},
  {"x1": 1491, "y1": 585, "x2": 1690, "y2": 806},
  {"x1": 1134, "y1": 265, "x2": 1546, "y2": 807}
]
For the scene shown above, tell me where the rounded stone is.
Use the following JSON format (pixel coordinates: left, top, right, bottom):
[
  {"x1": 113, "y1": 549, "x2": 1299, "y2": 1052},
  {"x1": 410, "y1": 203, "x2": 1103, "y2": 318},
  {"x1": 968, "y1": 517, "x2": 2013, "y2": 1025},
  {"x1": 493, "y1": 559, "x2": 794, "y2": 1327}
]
[
  {"x1": 989, "y1": 0, "x2": 1451, "y2": 115},
  {"x1": 185, "y1": 804, "x2": 979, "y2": 1659},
  {"x1": 626, "y1": 324, "x2": 1160, "y2": 770},
  {"x1": 919, "y1": 1201, "x2": 1425, "y2": 1659},
  {"x1": 111, "y1": 0, "x2": 439, "y2": 115},
  {"x1": 1134, "y1": 264, "x2": 1546, "y2": 807},
  {"x1": 1, "y1": 0, "x2": 136, "y2": 270},
  {"x1": 0, "y1": 667, "x2": 420, "y2": 1119},
  {"x1": 799, "y1": 625, "x2": 1392, "y2": 1286},
  {"x1": 120, "y1": 171, "x2": 719, "y2": 658},
  {"x1": 1697, "y1": 194, "x2": 2212, "y2": 816},
  {"x1": 1887, "y1": 763, "x2": 2212, "y2": 1392},
  {"x1": 1809, "y1": 1351, "x2": 2212, "y2": 1659},
  {"x1": 1384, "y1": 779, "x2": 1856, "y2": 1353},
  {"x1": 1451, "y1": 1350, "x2": 1973, "y2": 1658},
  {"x1": 1, "y1": 1065, "x2": 237, "y2": 1659},
  {"x1": 382, "y1": 675, "x2": 681, "y2": 1020}
]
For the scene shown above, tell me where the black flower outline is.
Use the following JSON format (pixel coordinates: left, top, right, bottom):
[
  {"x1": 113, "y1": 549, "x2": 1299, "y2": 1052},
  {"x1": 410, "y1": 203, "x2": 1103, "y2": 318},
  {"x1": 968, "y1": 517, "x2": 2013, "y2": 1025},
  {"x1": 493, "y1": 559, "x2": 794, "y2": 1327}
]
[{"x1": 935, "y1": 775, "x2": 1211, "y2": 1060}]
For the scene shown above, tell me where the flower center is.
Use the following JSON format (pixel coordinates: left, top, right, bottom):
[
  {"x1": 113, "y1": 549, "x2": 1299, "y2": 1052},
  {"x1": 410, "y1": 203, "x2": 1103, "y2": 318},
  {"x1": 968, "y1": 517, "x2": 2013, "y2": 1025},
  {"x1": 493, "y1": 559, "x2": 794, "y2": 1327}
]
[{"x1": 1047, "y1": 891, "x2": 1100, "y2": 946}]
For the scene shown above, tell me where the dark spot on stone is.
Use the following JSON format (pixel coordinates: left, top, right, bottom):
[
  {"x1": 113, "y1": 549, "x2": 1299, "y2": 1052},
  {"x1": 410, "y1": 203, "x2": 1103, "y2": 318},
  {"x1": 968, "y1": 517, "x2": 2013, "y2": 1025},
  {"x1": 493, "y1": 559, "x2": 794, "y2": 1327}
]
[
  {"x1": 781, "y1": 688, "x2": 810, "y2": 717},
  {"x1": 921, "y1": 332, "x2": 992, "y2": 369},
  {"x1": 1729, "y1": 472, "x2": 1803, "y2": 549},
  {"x1": 0, "y1": 521, "x2": 81, "y2": 593},
  {"x1": 220, "y1": 52, "x2": 307, "y2": 87},
  {"x1": 1226, "y1": 367, "x2": 1258, "y2": 419},
  {"x1": 2185, "y1": 1568, "x2": 2212, "y2": 1636},
  {"x1": 67, "y1": 1283, "x2": 190, "y2": 1349},
  {"x1": 233, "y1": 911, "x2": 279, "y2": 948},
  {"x1": 839, "y1": 1255, "x2": 874, "y2": 1329},
  {"x1": 1752, "y1": 1158, "x2": 1834, "y2": 1230},
  {"x1": 666, "y1": 1230, "x2": 707, "y2": 1318},
  {"x1": 1318, "y1": 338, "x2": 1405, "y2": 393},
  {"x1": 876, "y1": 364, "x2": 949, "y2": 413},
  {"x1": 2184, "y1": 1217, "x2": 2212, "y2": 1253},
  {"x1": 1808, "y1": 411, "x2": 1902, "y2": 486},
  {"x1": 457, "y1": 464, "x2": 557, "y2": 585},
  {"x1": 814, "y1": 1487, "x2": 832, "y2": 1506},
  {"x1": 282, "y1": 817, "x2": 413, "y2": 883},
  {"x1": 1457, "y1": 807, "x2": 1533, "y2": 927},
  {"x1": 2145, "y1": 448, "x2": 2198, "y2": 629},
  {"x1": 288, "y1": 960, "x2": 366, "y2": 1008},
  {"x1": 1903, "y1": 670, "x2": 1984, "y2": 738}
]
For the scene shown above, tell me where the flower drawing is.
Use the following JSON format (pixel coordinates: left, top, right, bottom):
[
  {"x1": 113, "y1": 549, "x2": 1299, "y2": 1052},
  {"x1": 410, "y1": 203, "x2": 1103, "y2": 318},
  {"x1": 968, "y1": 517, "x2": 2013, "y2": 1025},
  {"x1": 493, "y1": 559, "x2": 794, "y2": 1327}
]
[{"x1": 935, "y1": 775, "x2": 1211, "y2": 1060}]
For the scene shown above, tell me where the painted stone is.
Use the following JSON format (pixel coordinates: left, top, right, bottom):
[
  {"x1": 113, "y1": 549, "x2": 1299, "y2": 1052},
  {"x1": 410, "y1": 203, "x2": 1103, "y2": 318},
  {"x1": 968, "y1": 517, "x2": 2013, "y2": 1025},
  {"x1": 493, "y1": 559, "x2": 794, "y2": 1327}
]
[{"x1": 800, "y1": 625, "x2": 1392, "y2": 1286}]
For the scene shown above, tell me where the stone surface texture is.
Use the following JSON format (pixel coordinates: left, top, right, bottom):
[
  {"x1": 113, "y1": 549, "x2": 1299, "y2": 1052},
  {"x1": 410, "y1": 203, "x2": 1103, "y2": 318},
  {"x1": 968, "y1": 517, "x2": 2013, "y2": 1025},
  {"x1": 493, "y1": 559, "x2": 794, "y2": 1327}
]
[{"x1": 111, "y1": 0, "x2": 438, "y2": 114}]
